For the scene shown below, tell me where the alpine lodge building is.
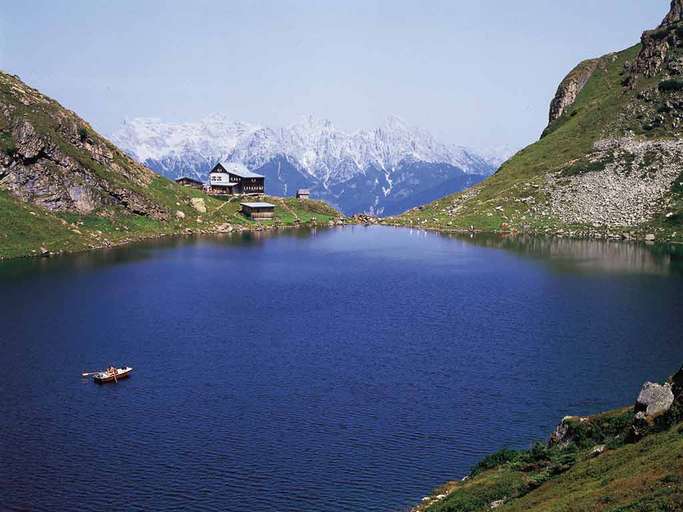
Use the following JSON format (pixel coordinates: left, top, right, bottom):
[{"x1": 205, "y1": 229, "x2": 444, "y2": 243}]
[{"x1": 208, "y1": 162, "x2": 265, "y2": 195}]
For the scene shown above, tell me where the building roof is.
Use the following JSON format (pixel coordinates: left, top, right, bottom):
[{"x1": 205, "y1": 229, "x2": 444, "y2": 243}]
[
  {"x1": 175, "y1": 176, "x2": 202, "y2": 183},
  {"x1": 297, "y1": 189, "x2": 311, "y2": 194},
  {"x1": 213, "y1": 161, "x2": 264, "y2": 179},
  {"x1": 241, "y1": 202, "x2": 275, "y2": 209}
]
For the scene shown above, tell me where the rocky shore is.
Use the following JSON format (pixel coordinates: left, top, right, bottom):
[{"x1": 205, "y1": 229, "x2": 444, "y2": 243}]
[{"x1": 412, "y1": 365, "x2": 683, "y2": 512}]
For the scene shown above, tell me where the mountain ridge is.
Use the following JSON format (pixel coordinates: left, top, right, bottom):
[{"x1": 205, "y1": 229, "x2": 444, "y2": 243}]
[
  {"x1": 393, "y1": 0, "x2": 683, "y2": 242},
  {"x1": 112, "y1": 115, "x2": 501, "y2": 216}
]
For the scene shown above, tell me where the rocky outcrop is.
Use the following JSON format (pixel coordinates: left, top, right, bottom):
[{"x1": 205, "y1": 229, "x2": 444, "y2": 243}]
[
  {"x1": 548, "y1": 59, "x2": 600, "y2": 124},
  {"x1": 663, "y1": 0, "x2": 683, "y2": 29},
  {"x1": 190, "y1": 197, "x2": 207, "y2": 213},
  {"x1": 630, "y1": 366, "x2": 683, "y2": 440},
  {"x1": 0, "y1": 72, "x2": 167, "y2": 220},
  {"x1": 631, "y1": 0, "x2": 683, "y2": 78},
  {"x1": 548, "y1": 415, "x2": 587, "y2": 447},
  {"x1": 635, "y1": 382, "x2": 675, "y2": 418}
]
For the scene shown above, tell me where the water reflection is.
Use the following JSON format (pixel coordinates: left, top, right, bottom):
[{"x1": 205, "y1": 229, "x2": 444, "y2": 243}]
[
  {"x1": 0, "y1": 227, "x2": 328, "y2": 281},
  {"x1": 445, "y1": 233, "x2": 683, "y2": 276},
  {"x1": 1, "y1": 226, "x2": 680, "y2": 281}
]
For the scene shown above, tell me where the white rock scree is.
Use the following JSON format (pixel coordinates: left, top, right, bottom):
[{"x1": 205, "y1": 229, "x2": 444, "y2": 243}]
[{"x1": 112, "y1": 114, "x2": 507, "y2": 216}]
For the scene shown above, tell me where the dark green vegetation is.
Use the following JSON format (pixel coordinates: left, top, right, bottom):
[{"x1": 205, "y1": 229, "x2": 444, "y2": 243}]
[
  {"x1": 0, "y1": 71, "x2": 341, "y2": 259},
  {"x1": 394, "y1": 3, "x2": 683, "y2": 242},
  {"x1": 658, "y1": 79, "x2": 683, "y2": 92},
  {"x1": 416, "y1": 369, "x2": 683, "y2": 512}
]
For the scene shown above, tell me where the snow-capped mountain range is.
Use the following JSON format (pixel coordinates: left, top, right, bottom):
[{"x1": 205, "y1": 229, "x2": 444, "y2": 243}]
[{"x1": 112, "y1": 114, "x2": 503, "y2": 215}]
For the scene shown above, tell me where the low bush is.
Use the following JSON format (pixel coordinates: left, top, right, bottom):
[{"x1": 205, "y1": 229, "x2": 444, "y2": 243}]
[
  {"x1": 658, "y1": 79, "x2": 683, "y2": 92},
  {"x1": 471, "y1": 448, "x2": 521, "y2": 475},
  {"x1": 561, "y1": 156, "x2": 612, "y2": 177},
  {"x1": 0, "y1": 132, "x2": 16, "y2": 156},
  {"x1": 568, "y1": 409, "x2": 634, "y2": 449}
]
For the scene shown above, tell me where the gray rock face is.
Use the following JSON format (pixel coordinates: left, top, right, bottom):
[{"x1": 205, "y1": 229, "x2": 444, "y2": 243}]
[
  {"x1": 635, "y1": 382, "x2": 675, "y2": 418},
  {"x1": 0, "y1": 72, "x2": 168, "y2": 220},
  {"x1": 548, "y1": 59, "x2": 600, "y2": 124},
  {"x1": 661, "y1": 0, "x2": 683, "y2": 27},
  {"x1": 548, "y1": 415, "x2": 587, "y2": 447},
  {"x1": 632, "y1": 0, "x2": 683, "y2": 77}
]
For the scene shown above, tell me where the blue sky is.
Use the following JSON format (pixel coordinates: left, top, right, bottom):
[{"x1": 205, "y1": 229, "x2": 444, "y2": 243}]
[{"x1": 0, "y1": 1, "x2": 668, "y2": 150}]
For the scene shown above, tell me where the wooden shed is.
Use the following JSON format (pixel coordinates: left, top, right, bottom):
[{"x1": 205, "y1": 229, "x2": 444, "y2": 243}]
[
  {"x1": 241, "y1": 202, "x2": 275, "y2": 220},
  {"x1": 175, "y1": 177, "x2": 203, "y2": 189}
]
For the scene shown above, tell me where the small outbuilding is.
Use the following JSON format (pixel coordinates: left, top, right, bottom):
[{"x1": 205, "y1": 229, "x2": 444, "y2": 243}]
[
  {"x1": 296, "y1": 189, "x2": 310, "y2": 199},
  {"x1": 241, "y1": 202, "x2": 275, "y2": 220},
  {"x1": 175, "y1": 176, "x2": 203, "y2": 189}
]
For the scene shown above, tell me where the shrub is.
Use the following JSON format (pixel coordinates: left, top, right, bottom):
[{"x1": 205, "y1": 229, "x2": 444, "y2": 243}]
[
  {"x1": 561, "y1": 157, "x2": 612, "y2": 177},
  {"x1": 528, "y1": 442, "x2": 551, "y2": 463},
  {"x1": 78, "y1": 127, "x2": 88, "y2": 142},
  {"x1": 471, "y1": 448, "x2": 521, "y2": 475},
  {"x1": 0, "y1": 132, "x2": 16, "y2": 157},
  {"x1": 658, "y1": 79, "x2": 683, "y2": 92},
  {"x1": 650, "y1": 27, "x2": 671, "y2": 41}
]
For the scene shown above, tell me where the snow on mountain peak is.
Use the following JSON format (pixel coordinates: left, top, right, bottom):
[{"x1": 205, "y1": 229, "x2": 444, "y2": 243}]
[
  {"x1": 112, "y1": 113, "x2": 493, "y2": 176},
  {"x1": 110, "y1": 114, "x2": 503, "y2": 215}
]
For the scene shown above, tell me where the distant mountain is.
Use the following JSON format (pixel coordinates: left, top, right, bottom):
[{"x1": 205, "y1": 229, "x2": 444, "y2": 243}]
[{"x1": 112, "y1": 115, "x2": 496, "y2": 216}]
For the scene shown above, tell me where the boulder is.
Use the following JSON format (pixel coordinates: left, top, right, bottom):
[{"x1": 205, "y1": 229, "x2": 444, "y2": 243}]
[
  {"x1": 635, "y1": 382, "x2": 674, "y2": 418},
  {"x1": 589, "y1": 445, "x2": 606, "y2": 458},
  {"x1": 175, "y1": 210, "x2": 185, "y2": 219},
  {"x1": 548, "y1": 416, "x2": 588, "y2": 447},
  {"x1": 190, "y1": 197, "x2": 207, "y2": 213}
]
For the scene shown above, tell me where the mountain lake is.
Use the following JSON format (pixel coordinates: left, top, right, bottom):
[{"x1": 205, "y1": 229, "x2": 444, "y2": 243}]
[{"x1": 1, "y1": 226, "x2": 681, "y2": 512}]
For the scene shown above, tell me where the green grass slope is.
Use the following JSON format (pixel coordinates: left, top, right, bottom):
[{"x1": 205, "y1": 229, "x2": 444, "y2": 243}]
[
  {"x1": 415, "y1": 367, "x2": 683, "y2": 512},
  {"x1": 419, "y1": 419, "x2": 682, "y2": 512},
  {"x1": 0, "y1": 72, "x2": 341, "y2": 259},
  {"x1": 0, "y1": 184, "x2": 341, "y2": 259},
  {"x1": 394, "y1": 8, "x2": 683, "y2": 242}
]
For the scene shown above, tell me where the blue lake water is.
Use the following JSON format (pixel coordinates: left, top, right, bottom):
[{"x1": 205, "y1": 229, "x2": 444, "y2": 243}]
[{"x1": 1, "y1": 226, "x2": 682, "y2": 511}]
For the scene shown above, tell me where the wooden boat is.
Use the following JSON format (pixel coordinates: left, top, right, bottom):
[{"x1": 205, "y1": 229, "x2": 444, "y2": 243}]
[{"x1": 92, "y1": 366, "x2": 133, "y2": 384}]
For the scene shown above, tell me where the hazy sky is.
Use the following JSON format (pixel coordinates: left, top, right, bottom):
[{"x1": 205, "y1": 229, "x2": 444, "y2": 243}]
[{"x1": 0, "y1": 1, "x2": 669, "y2": 151}]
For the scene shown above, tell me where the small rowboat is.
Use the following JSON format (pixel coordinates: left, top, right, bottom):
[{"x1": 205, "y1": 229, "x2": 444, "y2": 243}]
[{"x1": 92, "y1": 366, "x2": 133, "y2": 384}]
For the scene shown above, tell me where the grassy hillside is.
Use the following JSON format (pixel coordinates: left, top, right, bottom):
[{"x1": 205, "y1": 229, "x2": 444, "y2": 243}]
[
  {"x1": 0, "y1": 71, "x2": 341, "y2": 259},
  {"x1": 393, "y1": 8, "x2": 683, "y2": 242},
  {"x1": 0, "y1": 185, "x2": 340, "y2": 259},
  {"x1": 418, "y1": 417, "x2": 682, "y2": 512},
  {"x1": 415, "y1": 368, "x2": 683, "y2": 512}
]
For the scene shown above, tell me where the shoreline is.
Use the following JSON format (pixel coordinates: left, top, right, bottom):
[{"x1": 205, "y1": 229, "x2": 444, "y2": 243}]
[
  {"x1": 2, "y1": 215, "x2": 681, "y2": 262},
  {"x1": 0, "y1": 216, "x2": 352, "y2": 262},
  {"x1": 409, "y1": 365, "x2": 683, "y2": 512},
  {"x1": 379, "y1": 217, "x2": 682, "y2": 246}
]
